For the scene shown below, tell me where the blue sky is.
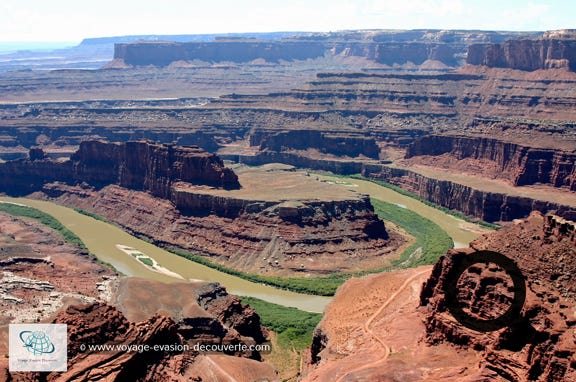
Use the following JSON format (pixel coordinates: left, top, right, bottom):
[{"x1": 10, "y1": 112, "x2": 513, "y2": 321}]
[{"x1": 1, "y1": 0, "x2": 574, "y2": 42}]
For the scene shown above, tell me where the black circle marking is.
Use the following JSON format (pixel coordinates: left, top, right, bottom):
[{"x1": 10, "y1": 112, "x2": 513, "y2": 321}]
[{"x1": 443, "y1": 250, "x2": 526, "y2": 332}]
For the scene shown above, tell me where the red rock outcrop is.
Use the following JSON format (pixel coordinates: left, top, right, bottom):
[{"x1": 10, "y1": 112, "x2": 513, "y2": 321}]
[
  {"x1": 467, "y1": 30, "x2": 576, "y2": 71},
  {"x1": 71, "y1": 140, "x2": 240, "y2": 192},
  {"x1": 2, "y1": 279, "x2": 277, "y2": 381},
  {"x1": 420, "y1": 212, "x2": 576, "y2": 381},
  {"x1": 7, "y1": 301, "x2": 274, "y2": 381},
  {"x1": 195, "y1": 283, "x2": 269, "y2": 344},
  {"x1": 40, "y1": 182, "x2": 395, "y2": 277},
  {"x1": 304, "y1": 213, "x2": 576, "y2": 381},
  {"x1": 405, "y1": 134, "x2": 576, "y2": 190},
  {"x1": 0, "y1": 140, "x2": 239, "y2": 196}
]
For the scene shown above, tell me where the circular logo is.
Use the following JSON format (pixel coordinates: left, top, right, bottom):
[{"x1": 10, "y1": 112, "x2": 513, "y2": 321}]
[
  {"x1": 19, "y1": 330, "x2": 56, "y2": 355},
  {"x1": 442, "y1": 250, "x2": 526, "y2": 332}
]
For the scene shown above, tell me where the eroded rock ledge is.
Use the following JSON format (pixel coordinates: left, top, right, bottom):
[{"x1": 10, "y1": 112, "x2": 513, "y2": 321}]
[
  {"x1": 405, "y1": 134, "x2": 576, "y2": 190},
  {"x1": 420, "y1": 212, "x2": 576, "y2": 381},
  {"x1": 0, "y1": 141, "x2": 397, "y2": 276},
  {"x1": 467, "y1": 29, "x2": 576, "y2": 71},
  {"x1": 0, "y1": 140, "x2": 239, "y2": 196}
]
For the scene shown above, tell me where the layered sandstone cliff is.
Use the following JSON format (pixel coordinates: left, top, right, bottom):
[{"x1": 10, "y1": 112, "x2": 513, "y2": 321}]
[
  {"x1": 0, "y1": 141, "x2": 397, "y2": 277},
  {"x1": 405, "y1": 135, "x2": 576, "y2": 190},
  {"x1": 420, "y1": 212, "x2": 576, "y2": 381},
  {"x1": 250, "y1": 129, "x2": 381, "y2": 159},
  {"x1": 0, "y1": 140, "x2": 239, "y2": 196},
  {"x1": 112, "y1": 30, "x2": 539, "y2": 68},
  {"x1": 42, "y1": 182, "x2": 395, "y2": 277},
  {"x1": 363, "y1": 163, "x2": 576, "y2": 222},
  {"x1": 467, "y1": 30, "x2": 576, "y2": 71}
]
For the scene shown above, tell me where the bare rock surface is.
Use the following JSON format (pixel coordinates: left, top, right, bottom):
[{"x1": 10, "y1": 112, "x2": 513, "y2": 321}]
[
  {"x1": 304, "y1": 212, "x2": 576, "y2": 381},
  {"x1": 421, "y1": 212, "x2": 576, "y2": 381}
]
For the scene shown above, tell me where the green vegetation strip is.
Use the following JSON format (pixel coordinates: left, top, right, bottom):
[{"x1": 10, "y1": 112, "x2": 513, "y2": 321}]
[
  {"x1": 240, "y1": 296, "x2": 322, "y2": 350},
  {"x1": 349, "y1": 174, "x2": 500, "y2": 230},
  {"x1": 371, "y1": 199, "x2": 453, "y2": 267},
  {"x1": 0, "y1": 202, "x2": 88, "y2": 251},
  {"x1": 169, "y1": 248, "x2": 343, "y2": 296},
  {"x1": 33, "y1": 194, "x2": 454, "y2": 295},
  {"x1": 0, "y1": 202, "x2": 121, "y2": 273},
  {"x1": 170, "y1": 198, "x2": 453, "y2": 296},
  {"x1": 74, "y1": 207, "x2": 112, "y2": 223}
]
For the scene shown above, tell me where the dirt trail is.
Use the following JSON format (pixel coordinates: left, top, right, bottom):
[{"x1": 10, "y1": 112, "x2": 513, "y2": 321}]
[
  {"x1": 303, "y1": 264, "x2": 483, "y2": 381},
  {"x1": 335, "y1": 269, "x2": 431, "y2": 382}
]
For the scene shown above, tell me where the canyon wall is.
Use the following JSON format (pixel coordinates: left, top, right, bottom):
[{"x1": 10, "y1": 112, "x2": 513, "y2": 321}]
[
  {"x1": 218, "y1": 150, "x2": 576, "y2": 223},
  {"x1": 43, "y1": 183, "x2": 393, "y2": 276},
  {"x1": 467, "y1": 31, "x2": 576, "y2": 71},
  {"x1": 0, "y1": 140, "x2": 239, "y2": 196},
  {"x1": 113, "y1": 30, "x2": 540, "y2": 68},
  {"x1": 0, "y1": 140, "x2": 396, "y2": 277},
  {"x1": 406, "y1": 135, "x2": 576, "y2": 190},
  {"x1": 363, "y1": 163, "x2": 576, "y2": 222},
  {"x1": 250, "y1": 129, "x2": 380, "y2": 159},
  {"x1": 419, "y1": 212, "x2": 576, "y2": 381}
]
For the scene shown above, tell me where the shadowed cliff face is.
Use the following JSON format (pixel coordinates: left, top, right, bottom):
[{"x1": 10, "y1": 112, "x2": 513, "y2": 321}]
[
  {"x1": 114, "y1": 41, "x2": 326, "y2": 66},
  {"x1": 250, "y1": 129, "x2": 381, "y2": 159},
  {"x1": 406, "y1": 135, "x2": 576, "y2": 190},
  {"x1": 0, "y1": 140, "x2": 240, "y2": 196}
]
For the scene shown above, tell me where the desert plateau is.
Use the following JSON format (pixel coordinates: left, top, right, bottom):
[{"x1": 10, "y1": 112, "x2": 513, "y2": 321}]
[{"x1": 1, "y1": 8, "x2": 576, "y2": 382}]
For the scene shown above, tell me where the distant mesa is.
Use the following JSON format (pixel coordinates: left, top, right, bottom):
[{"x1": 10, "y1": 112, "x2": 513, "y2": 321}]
[
  {"x1": 110, "y1": 29, "x2": 542, "y2": 68},
  {"x1": 113, "y1": 40, "x2": 326, "y2": 66},
  {"x1": 110, "y1": 29, "x2": 576, "y2": 72},
  {"x1": 467, "y1": 29, "x2": 576, "y2": 71}
]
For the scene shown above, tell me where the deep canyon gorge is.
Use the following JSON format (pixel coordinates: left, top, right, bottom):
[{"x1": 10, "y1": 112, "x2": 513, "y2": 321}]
[{"x1": 1, "y1": 28, "x2": 576, "y2": 381}]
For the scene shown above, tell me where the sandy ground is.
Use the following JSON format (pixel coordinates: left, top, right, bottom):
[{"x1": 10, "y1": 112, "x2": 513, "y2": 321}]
[
  {"x1": 115, "y1": 244, "x2": 185, "y2": 280},
  {"x1": 302, "y1": 266, "x2": 483, "y2": 381},
  {"x1": 183, "y1": 164, "x2": 362, "y2": 202}
]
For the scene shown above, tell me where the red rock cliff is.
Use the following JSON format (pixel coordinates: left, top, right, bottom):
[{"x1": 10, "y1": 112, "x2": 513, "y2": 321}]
[
  {"x1": 467, "y1": 30, "x2": 576, "y2": 71},
  {"x1": 405, "y1": 135, "x2": 576, "y2": 190},
  {"x1": 0, "y1": 140, "x2": 240, "y2": 196},
  {"x1": 419, "y1": 212, "x2": 576, "y2": 381}
]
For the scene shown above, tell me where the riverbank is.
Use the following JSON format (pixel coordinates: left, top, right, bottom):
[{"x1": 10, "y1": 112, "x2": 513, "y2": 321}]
[
  {"x1": 0, "y1": 168, "x2": 486, "y2": 300},
  {"x1": 316, "y1": 174, "x2": 491, "y2": 248},
  {"x1": 0, "y1": 196, "x2": 331, "y2": 313}
]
